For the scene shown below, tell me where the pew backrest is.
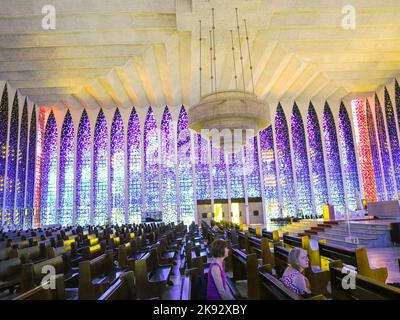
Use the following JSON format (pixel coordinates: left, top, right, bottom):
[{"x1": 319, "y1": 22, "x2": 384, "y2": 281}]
[{"x1": 329, "y1": 260, "x2": 400, "y2": 300}]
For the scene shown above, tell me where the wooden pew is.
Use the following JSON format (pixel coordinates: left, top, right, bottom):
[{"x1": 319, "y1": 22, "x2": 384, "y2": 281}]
[
  {"x1": 0, "y1": 257, "x2": 23, "y2": 294},
  {"x1": 258, "y1": 270, "x2": 325, "y2": 300},
  {"x1": 231, "y1": 248, "x2": 260, "y2": 299},
  {"x1": 80, "y1": 241, "x2": 106, "y2": 260},
  {"x1": 319, "y1": 242, "x2": 388, "y2": 283},
  {"x1": 20, "y1": 255, "x2": 79, "y2": 293},
  {"x1": 78, "y1": 250, "x2": 122, "y2": 300},
  {"x1": 329, "y1": 260, "x2": 400, "y2": 300},
  {"x1": 261, "y1": 230, "x2": 280, "y2": 245},
  {"x1": 0, "y1": 247, "x2": 17, "y2": 261},
  {"x1": 98, "y1": 271, "x2": 138, "y2": 300},
  {"x1": 247, "y1": 235, "x2": 275, "y2": 267},
  {"x1": 180, "y1": 259, "x2": 207, "y2": 300},
  {"x1": 134, "y1": 249, "x2": 172, "y2": 300},
  {"x1": 117, "y1": 240, "x2": 146, "y2": 271},
  {"x1": 16, "y1": 244, "x2": 47, "y2": 263},
  {"x1": 14, "y1": 274, "x2": 66, "y2": 300}
]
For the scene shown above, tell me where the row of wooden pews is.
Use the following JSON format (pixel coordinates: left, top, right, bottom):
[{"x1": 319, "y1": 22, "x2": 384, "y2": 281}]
[
  {"x1": 227, "y1": 223, "x2": 400, "y2": 300},
  {"x1": 0, "y1": 221, "x2": 186, "y2": 300}
]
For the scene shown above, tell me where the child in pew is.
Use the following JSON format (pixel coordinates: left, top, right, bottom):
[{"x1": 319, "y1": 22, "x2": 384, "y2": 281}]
[
  {"x1": 206, "y1": 239, "x2": 235, "y2": 300},
  {"x1": 281, "y1": 248, "x2": 312, "y2": 297}
]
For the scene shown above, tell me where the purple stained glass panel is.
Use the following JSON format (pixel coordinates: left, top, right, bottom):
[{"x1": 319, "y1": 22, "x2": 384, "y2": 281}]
[
  {"x1": 76, "y1": 109, "x2": 91, "y2": 226},
  {"x1": 110, "y1": 108, "x2": 125, "y2": 225},
  {"x1": 4, "y1": 93, "x2": 19, "y2": 226},
  {"x1": 259, "y1": 126, "x2": 279, "y2": 218},
  {"x1": 177, "y1": 106, "x2": 195, "y2": 225},
  {"x1": 144, "y1": 107, "x2": 160, "y2": 213},
  {"x1": 338, "y1": 102, "x2": 360, "y2": 210},
  {"x1": 0, "y1": 85, "x2": 8, "y2": 226},
  {"x1": 375, "y1": 94, "x2": 396, "y2": 199},
  {"x1": 291, "y1": 103, "x2": 313, "y2": 216},
  {"x1": 58, "y1": 110, "x2": 74, "y2": 226},
  {"x1": 275, "y1": 104, "x2": 295, "y2": 216},
  {"x1": 307, "y1": 103, "x2": 329, "y2": 215},
  {"x1": 322, "y1": 102, "x2": 345, "y2": 214},
  {"x1": 366, "y1": 100, "x2": 385, "y2": 201},
  {"x1": 127, "y1": 107, "x2": 142, "y2": 224},
  {"x1": 93, "y1": 109, "x2": 108, "y2": 225},
  {"x1": 384, "y1": 88, "x2": 400, "y2": 197},
  {"x1": 40, "y1": 111, "x2": 58, "y2": 226}
]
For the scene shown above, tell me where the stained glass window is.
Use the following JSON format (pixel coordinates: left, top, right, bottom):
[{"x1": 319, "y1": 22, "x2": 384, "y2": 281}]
[
  {"x1": 34, "y1": 107, "x2": 46, "y2": 228},
  {"x1": 291, "y1": 103, "x2": 313, "y2": 216},
  {"x1": 161, "y1": 107, "x2": 177, "y2": 224},
  {"x1": 307, "y1": 103, "x2": 329, "y2": 215},
  {"x1": 384, "y1": 88, "x2": 400, "y2": 197},
  {"x1": 110, "y1": 108, "x2": 125, "y2": 225},
  {"x1": 76, "y1": 109, "x2": 91, "y2": 226},
  {"x1": 127, "y1": 107, "x2": 142, "y2": 224},
  {"x1": 40, "y1": 111, "x2": 58, "y2": 226},
  {"x1": 25, "y1": 106, "x2": 36, "y2": 229},
  {"x1": 228, "y1": 150, "x2": 245, "y2": 199},
  {"x1": 15, "y1": 99, "x2": 28, "y2": 228},
  {"x1": 352, "y1": 98, "x2": 377, "y2": 201},
  {"x1": 322, "y1": 102, "x2": 346, "y2": 214},
  {"x1": 177, "y1": 106, "x2": 195, "y2": 225},
  {"x1": 259, "y1": 126, "x2": 279, "y2": 218},
  {"x1": 244, "y1": 137, "x2": 262, "y2": 198},
  {"x1": 275, "y1": 104, "x2": 295, "y2": 217},
  {"x1": 338, "y1": 102, "x2": 360, "y2": 211},
  {"x1": 375, "y1": 94, "x2": 396, "y2": 199},
  {"x1": 366, "y1": 100, "x2": 385, "y2": 201},
  {"x1": 211, "y1": 142, "x2": 228, "y2": 201},
  {"x1": 0, "y1": 84, "x2": 8, "y2": 226},
  {"x1": 93, "y1": 109, "x2": 109, "y2": 225},
  {"x1": 144, "y1": 107, "x2": 160, "y2": 214},
  {"x1": 58, "y1": 110, "x2": 74, "y2": 226},
  {"x1": 4, "y1": 93, "x2": 19, "y2": 226},
  {"x1": 194, "y1": 133, "x2": 211, "y2": 201}
]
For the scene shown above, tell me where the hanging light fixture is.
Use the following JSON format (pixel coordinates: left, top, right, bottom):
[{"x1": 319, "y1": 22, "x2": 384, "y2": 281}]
[{"x1": 188, "y1": 8, "x2": 270, "y2": 153}]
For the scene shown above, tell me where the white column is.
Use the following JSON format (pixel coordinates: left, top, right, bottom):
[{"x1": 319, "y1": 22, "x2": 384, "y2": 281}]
[
  {"x1": 225, "y1": 152, "x2": 232, "y2": 223},
  {"x1": 256, "y1": 134, "x2": 267, "y2": 226},
  {"x1": 241, "y1": 146, "x2": 250, "y2": 225},
  {"x1": 190, "y1": 130, "x2": 198, "y2": 224}
]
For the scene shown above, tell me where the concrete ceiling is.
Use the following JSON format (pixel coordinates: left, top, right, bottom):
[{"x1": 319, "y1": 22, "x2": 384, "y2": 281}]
[{"x1": 0, "y1": 0, "x2": 399, "y2": 110}]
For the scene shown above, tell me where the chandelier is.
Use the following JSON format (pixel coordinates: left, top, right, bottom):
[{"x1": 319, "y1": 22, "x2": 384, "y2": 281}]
[{"x1": 188, "y1": 8, "x2": 270, "y2": 153}]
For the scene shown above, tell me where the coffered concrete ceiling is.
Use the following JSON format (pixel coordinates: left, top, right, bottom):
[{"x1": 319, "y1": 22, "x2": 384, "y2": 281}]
[{"x1": 0, "y1": 0, "x2": 399, "y2": 110}]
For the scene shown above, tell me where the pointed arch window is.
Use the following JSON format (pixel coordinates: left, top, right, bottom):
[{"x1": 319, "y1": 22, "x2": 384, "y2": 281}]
[
  {"x1": 110, "y1": 108, "x2": 125, "y2": 225},
  {"x1": 58, "y1": 110, "x2": 74, "y2": 226},
  {"x1": 93, "y1": 109, "x2": 108, "y2": 225},
  {"x1": 76, "y1": 110, "x2": 91, "y2": 225},
  {"x1": 275, "y1": 104, "x2": 295, "y2": 216},
  {"x1": 177, "y1": 106, "x2": 195, "y2": 225},
  {"x1": 40, "y1": 111, "x2": 58, "y2": 226},
  {"x1": 338, "y1": 103, "x2": 360, "y2": 210},
  {"x1": 291, "y1": 103, "x2": 313, "y2": 215},
  {"x1": 259, "y1": 126, "x2": 279, "y2": 218},
  {"x1": 322, "y1": 103, "x2": 345, "y2": 213},
  {"x1": 307, "y1": 103, "x2": 329, "y2": 215},
  {"x1": 4, "y1": 93, "x2": 19, "y2": 226},
  {"x1": 127, "y1": 107, "x2": 142, "y2": 224},
  {"x1": 144, "y1": 107, "x2": 160, "y2": 213}
]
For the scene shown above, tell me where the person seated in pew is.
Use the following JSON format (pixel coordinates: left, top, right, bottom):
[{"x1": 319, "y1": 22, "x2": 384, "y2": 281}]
[
  {"x1": 281, "y1": 248, "x2": 312, "y2": 297},
  {"x1": 206, "y1": 239, "x2": 234, "y2": 300}
]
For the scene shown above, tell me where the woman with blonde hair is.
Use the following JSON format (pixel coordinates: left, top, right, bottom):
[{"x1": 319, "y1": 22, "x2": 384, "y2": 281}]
[{"x1": 281, "y1": 247, "x2": 311, "y2": 296}]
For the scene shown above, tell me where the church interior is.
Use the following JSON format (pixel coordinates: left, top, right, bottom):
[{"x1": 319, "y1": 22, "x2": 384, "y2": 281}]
[{"x1": 1, "y1": 0, "x2": 400, "y2": 301}]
